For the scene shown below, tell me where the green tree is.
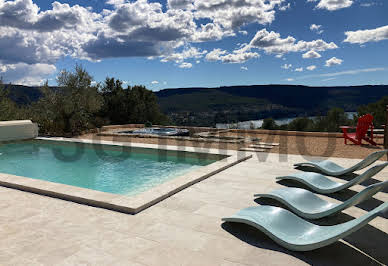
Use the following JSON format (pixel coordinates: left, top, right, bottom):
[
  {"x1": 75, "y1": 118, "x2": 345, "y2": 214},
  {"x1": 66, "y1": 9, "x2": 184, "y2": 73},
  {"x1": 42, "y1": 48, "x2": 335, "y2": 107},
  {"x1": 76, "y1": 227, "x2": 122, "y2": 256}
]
[
  {"x1": 287, "y1": 117, "x2": 314, "y2": 131},
  {"x1": 312, "y1": 116, "x2": 328, "y2": 132},
  {"x1": 128, "y1": 85, "x2": 167, "y2": 124},
  {"x1": 325, "y1": 107, "x2": 348, "y2": 132},
  {"x1": 100, "y1": 78, "x2": 127, "y2": 124},
  {"x1": 358, "y1": 96, "x2": 388, "y2": 127},
  {"x1": 32, "y1": 66, "x2": 103, "y2": 136},
  {"x1": 0, "y1": 80, "x2": 23, "y2": 121},
  {"x1": 261, "y1": 118, "x2": 278, "y2": 130},
  {"x1": 101, "y1": 78, "x2": 168, "y2": 125}
]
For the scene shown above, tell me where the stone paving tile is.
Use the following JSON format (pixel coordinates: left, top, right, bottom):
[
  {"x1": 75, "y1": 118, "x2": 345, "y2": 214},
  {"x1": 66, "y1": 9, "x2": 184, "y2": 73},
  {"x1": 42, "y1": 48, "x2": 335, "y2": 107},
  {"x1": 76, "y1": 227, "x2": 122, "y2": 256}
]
[
  {"x1": 55, "y1": 246, "x2": 125, "y2": 266},
  {"x1": 194, "y1": 204, "x2": 241, "y2": 218},
  {"x1": 220, "y1": 260, "x2": 250, "y2": 266},
  {"x1": 156, "y1": 195, "x2": 206, "y2": 213},
  {"x1": 199, "y1": 234, "x2": 255, "y2": 264},
  {"x1": 242, "y1": 248, "x2": 309, "y2": 266},
  {"x1": 103, "y1": 236, "x2": 159, "y2": 260},
  {"x1": 139, "y1": 222, "x2": 212, "y2": 252},
  {"x1": 137, "y1": 206, "x2": 208, "y2": 232},
  {"x1": 193, "y1": 216, "x2": 235, "y2": 239},
  {"x1": 30, "y1": 243, "x2": 81, "y2": 265},
  {"x1": 0, "y1": 152, "x2": 386, "y2": 265},
  {"x1": 0, "y1": 256, "x2": 37, "y2": 266},
  {"x1": 6, "y1": 231, "x2": 78, "y2": 263},
  {"x1": 132, "y1": 244, "x2": 238, "y2": 266}
]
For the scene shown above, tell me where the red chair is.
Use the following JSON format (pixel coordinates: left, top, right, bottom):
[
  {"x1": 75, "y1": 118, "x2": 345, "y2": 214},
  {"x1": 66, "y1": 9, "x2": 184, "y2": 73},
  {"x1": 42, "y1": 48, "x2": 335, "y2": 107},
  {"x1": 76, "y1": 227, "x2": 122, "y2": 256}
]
[{"x1": 340, "y1": 114, "x2": 377, "y2": 146}]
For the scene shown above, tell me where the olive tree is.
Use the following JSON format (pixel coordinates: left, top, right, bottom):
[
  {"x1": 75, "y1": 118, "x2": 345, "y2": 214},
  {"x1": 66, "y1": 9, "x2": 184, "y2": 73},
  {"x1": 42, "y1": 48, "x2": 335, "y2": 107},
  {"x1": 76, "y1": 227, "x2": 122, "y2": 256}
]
[{"x1": 33, "y1": 66, "x2": 103, "y2": 136}]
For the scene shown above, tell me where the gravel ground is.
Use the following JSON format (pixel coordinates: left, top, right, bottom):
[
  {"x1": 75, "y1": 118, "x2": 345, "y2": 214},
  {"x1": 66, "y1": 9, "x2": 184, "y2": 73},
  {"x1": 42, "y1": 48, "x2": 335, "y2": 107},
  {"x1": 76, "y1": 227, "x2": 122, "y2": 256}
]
[
  {"x1": 228, "y1": 132, "x2": 386, "y2": 159},
  {"x1": 79, "y1": 131, "x2": 386, "y2": 160}
]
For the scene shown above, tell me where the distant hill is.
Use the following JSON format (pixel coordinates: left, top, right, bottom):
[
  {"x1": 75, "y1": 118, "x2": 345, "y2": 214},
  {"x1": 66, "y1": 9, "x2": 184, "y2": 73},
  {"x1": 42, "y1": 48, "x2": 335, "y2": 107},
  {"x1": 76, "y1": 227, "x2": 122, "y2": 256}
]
[
  {"x1": 3, "y1": 84, "x2": 388, "y2": 126},
  {"x1": 3, "y1": 84, "x2": 43, "y2": 105},
  {"x1": 156, "y1": 85, "x2": 388, "y2": 112},
  {"x1": 155, "y1": 85, "x2": 388, "y2": 126}
]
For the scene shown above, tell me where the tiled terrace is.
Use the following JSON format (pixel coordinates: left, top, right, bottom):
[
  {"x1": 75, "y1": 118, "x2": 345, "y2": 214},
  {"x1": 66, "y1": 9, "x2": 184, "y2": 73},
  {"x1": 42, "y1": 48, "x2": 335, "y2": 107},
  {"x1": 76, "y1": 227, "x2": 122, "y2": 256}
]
[{"x1": 0, "y1": 151, "x2": 387, "y2": 265}]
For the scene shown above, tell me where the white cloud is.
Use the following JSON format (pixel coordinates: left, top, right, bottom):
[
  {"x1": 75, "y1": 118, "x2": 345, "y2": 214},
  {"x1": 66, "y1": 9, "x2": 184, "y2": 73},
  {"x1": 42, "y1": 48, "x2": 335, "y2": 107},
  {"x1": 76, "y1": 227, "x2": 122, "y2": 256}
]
[
  {"x1": 286, "y1": 78, "x2": 294, "y2": 81},
  {"x1": 167, "y1": 0, "x2": 193, "y2": 10},
  {"x1": 241, "y1": 66, "x2": 248, "y2": 71},
  {"x1": 313, "y1": 0, "x2": 353, "y2": 11},
  {"x1": 161, "y1": 47, "x2": 207, "y2": 63},
  {"x1": 106, "y1": 1, "x2": 195, "y2": 39},
  {"x1": 295, "y1": 67, "x2": 303, "y2": 72},
  {"x1": 0, "y1": 2, "x2": 99, "y2": 65},
  {"x1": 281, "y1": 63, "x2": 292, "y2": 69},
  {"x1": 0, "y1": 62, "x2": 56, "y2": 85},
  {"x1": 344, "y1": 25, "x2": 388, "y2": 44},
  {"x1": 0, "y1": 0, "x2": 285, "y2": 82},
  {"x1": 193, "y1": 0, "x2": 285, "y2": 29},
  {"x1": 302, "y1": 50, "x2": 321, "y2": 58},
  {"x1": 322, "y1": 77, "x2": 336, "y2": 81},
  {"x1": 307, "y1": 65, "x2": 316, "y2": 71},
  {"x1": 0, "y1": 0, "x2": 346, "y2": 83},
  {"x1": 106, "y1": 0, "x2": 126, "y2": 6},
  {"x1": 85, "y1": 1, "x2": 199, "y2": 60},
  {"x1": 310, "y1": 24, "x2": 323, "y2": 34},
  {"x1": 206, "y1": 48, "x2": 259, "y2": 64},
  {"x1": 325, "y1": 57, "x2": 343, "y2": 67},
  {"x1": 320, "y1": 68, "x2": 385, "y2": 77},
  {"x1": 360, "y1": 2, "x2": 375, "y2": 7},
  {"x1": 205, "y1": 49, "x2": 225, "y2": 61},
  {"x1": 151, "y1": 80, "x2": 159, "y2": 84},
  {"x1": 192, "y1": 23, "x2": 234, "y2": 42},
  {"x1": 0, "y1": 0, "x2": 100, "y2": 32},
  {"x1": 279, "y1": 3, "x2": 291, "y2": 11},
  {"x1": 297, "y1": 67, "x2": 386, "y2": 79},
  {"x1": 310, "y1": 24, "x2": 321, "y2": 31},
  {"x1": 247, "y1": 29, "x2": 337, "y2": 55},
  {"x1": 179, "y1": 62, "x2": 193, "y2": 68}
]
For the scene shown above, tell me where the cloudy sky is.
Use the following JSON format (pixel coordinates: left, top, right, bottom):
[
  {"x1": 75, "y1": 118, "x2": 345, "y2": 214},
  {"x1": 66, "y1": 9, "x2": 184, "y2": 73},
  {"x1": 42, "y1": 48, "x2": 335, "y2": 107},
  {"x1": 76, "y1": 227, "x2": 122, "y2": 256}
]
[{"x1": 0, "y1": 0, "x2": 387, "y2": 90}]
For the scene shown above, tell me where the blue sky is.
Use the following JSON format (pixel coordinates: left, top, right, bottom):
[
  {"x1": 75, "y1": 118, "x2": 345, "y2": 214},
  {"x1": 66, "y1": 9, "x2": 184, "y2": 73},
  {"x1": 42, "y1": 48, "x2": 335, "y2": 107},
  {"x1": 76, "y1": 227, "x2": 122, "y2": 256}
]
[{"x1": 0, "y1": 0, "x2": 387, "y2": 90}]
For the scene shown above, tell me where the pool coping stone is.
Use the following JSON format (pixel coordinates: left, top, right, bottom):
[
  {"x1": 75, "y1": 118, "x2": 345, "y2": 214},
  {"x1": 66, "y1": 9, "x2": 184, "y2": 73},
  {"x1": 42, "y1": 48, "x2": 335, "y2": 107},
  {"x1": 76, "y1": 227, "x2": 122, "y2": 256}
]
[{"x1": 0, "y1": 137, "x2": 252, "y2": 214}]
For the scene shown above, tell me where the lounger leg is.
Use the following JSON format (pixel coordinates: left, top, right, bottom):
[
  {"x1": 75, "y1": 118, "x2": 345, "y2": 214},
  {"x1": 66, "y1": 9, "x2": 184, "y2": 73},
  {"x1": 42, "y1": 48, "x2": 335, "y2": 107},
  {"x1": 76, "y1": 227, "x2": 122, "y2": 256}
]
[{"x1": 364, "y1": 137, "x2": 377, "y2": 146}]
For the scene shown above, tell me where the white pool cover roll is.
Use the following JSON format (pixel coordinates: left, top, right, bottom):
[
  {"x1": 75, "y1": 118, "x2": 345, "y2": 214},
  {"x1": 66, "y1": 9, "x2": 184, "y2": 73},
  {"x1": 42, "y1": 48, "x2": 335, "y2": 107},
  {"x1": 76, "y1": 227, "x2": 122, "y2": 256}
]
[{"x1": 0, "y1": 120, "x2": 39, "y2": 141}]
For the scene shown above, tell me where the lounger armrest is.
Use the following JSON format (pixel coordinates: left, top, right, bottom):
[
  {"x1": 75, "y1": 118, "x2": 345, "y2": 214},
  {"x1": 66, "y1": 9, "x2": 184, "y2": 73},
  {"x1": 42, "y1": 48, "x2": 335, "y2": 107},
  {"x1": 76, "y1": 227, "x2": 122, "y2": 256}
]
[{"x1": 340, "y1": 126, "x2": 355, "y2": 133}]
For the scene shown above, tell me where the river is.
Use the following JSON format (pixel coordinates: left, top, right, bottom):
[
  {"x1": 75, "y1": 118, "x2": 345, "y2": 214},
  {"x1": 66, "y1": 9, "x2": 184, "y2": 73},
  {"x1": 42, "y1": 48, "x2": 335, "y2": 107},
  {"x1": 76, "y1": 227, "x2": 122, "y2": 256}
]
[{"x1": 216, "y1": 112, "x2": 357, "y2": 129}]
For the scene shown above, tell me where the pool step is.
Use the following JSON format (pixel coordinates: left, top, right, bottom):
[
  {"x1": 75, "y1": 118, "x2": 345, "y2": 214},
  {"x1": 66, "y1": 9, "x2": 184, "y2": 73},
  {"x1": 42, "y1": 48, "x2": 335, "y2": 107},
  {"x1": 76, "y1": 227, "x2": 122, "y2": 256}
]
[
  {"x1": 239, "y1": 148, "x2": 267, "y2": 152},
  {"x1": 249, "y1": 144, "x2": 273, "y2": 149},
  {"x1": 257, "y1": 142, "x2": 279, "y2": 146}
]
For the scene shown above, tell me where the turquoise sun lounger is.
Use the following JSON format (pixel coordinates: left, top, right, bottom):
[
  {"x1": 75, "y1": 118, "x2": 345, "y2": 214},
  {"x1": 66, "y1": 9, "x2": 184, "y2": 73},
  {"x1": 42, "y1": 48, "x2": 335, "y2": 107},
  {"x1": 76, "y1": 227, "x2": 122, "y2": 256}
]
[
  {"x1": 222, "y1": 202, "x2": 388, "y2": 251},
  {"x1": 294, "y1": 150, "x2": 388, "y2": 176},
  {"x1": 254, "y1": 181, "x2": 388, "y2": 219},
  {"x1": 276, "y1": 162, "x2": 388, "y2": 194}
]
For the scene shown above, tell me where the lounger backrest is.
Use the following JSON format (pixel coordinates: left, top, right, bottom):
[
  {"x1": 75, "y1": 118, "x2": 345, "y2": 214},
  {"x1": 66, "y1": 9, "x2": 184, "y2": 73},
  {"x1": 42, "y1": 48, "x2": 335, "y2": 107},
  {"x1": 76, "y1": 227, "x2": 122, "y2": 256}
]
[
  {"x1": 345, "y1": 181, "x2": 388, "y2": 208},
  {"x1": 356, "y1": 114, "x2": 373, "y2": 140},
  {"x1": 349, "y1": 150, "x2": 388, "y2": 172},
  {"x1": 344, "y1": 162, "x2": 388, "y2": 189}
]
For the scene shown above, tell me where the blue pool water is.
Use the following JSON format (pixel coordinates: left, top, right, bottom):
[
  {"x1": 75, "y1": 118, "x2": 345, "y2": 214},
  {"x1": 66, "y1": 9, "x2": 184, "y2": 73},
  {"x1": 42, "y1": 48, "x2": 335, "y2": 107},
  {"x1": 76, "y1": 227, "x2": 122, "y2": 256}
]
[{"x1": 0, "y1": 140, "x2": 221, "y2": 196}]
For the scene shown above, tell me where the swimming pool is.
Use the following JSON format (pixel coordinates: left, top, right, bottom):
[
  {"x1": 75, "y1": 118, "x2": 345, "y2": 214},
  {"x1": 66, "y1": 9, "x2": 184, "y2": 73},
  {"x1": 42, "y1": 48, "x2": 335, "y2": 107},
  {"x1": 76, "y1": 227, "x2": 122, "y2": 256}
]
[{"x1": 0, "y1": 139, "x2": 221, "y2": 196}]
